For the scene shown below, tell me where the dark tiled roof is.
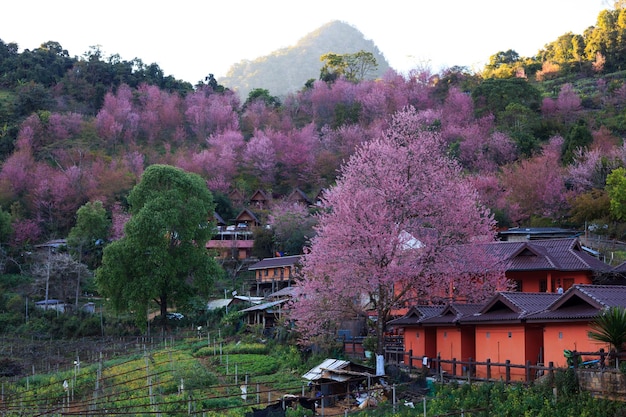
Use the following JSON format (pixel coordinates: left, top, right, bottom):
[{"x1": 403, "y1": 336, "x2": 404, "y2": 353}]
[
  {"x1": 612, "y1": 261, "x2": 626, "y2": 273},
  {"x1": 462, "y1": 292, "x2": 560, "y2": 323},
  {"x1": 575, "y1": 284, "x2": 626, "y2": 308},
  {"x1": 387, "y1": 305, "x2": 445, "y2": 326},
  {"x1": 527, "y1": 284, "x2": 626, "y2": 321},
  {"x1": 248, "y1": 255, "x2": 301, "y2": 270},
  {"x1": 421, "y1": 303, "x2": 483, "y2": 325},
  {"x1": 483, "y1": 238, "x2": 611, "y2": 272}
]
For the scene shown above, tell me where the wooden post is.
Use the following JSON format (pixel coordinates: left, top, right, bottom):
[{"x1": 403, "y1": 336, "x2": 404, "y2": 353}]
[
  {"x1": 408, "y1": 349, "x2": 413, "y2": 369},
  {"x1": 548, "y1": 361, "x2": 554, "y2": 380},
  {"x1": 486, "y1": 358, "x2": 491, "y2": 380},
  {"x1": 525, "y1": 360, "x2": 531, "y2": 382},
  {"x1": 452, "y1": 358, "x2": 457, "y2": 376},
  {"x1": 505, "y1": 360, "x2": 511, "y2": 383}
]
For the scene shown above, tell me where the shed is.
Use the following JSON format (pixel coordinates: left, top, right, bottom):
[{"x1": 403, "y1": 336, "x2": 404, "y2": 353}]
[{"x1": 302, "y1": 359, "x2": 381, "y2": 407}]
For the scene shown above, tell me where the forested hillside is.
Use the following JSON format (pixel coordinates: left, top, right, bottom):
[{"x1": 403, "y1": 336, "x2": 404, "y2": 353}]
[{"x1": 2, "y1": 5, "x2": 626, "y2": 277}]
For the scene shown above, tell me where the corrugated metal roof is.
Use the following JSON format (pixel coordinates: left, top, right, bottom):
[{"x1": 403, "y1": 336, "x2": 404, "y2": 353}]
[
  {"x1": 240, "y1": 299, "x2": 287, "y2": 312},
  {"x1": 248, "y1": 255, "x2": 302, "y2": 270},
  {"x1": 206, "y1": 299, "x2": 232, "y2": 310},
  {"x1": 302, "y1": 358, "x2": 350, "y2": 381},
  {"x1": 266, "y1": 286, "x2": 301, "y2": 298}
]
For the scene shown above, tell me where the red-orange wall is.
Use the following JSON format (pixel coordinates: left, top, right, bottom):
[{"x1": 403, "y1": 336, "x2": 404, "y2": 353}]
[
  {"x1": 474, "y1": 325, "x2": 528, "y2": 380},
  {"x1": 402, "y1": 327, "x2": 437, "y2": 366},
  {"x1": 436, "y1": 327, "x2": 463, "y2": 374},
  {"x1": 543, "y1": 322, "x2": 608, "y2": 367},
  {"x1": 507, "y1": 271, "x2": 592, "y2": 293}
]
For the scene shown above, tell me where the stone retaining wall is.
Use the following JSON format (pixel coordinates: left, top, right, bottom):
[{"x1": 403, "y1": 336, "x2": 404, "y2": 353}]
[{"x1": 577, "y1": 369, "x2": 626, "y2": 401}]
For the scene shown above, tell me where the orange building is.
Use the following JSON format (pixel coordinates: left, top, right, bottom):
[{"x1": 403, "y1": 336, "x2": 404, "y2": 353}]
[
  {"x1": 484, "y1": 238, "x2": 611, "y2": 293},
  {"x1": 387, "y1": 306, "x2": 443, "y2": 365},
  {"x1": 388, "y1": 285, "x2": 626, "y2": 380},
  {"x1": 419, "y1": 304, "x2": 482, "y2": 375},
  {"x1": 462, "y1": 292, "x2": 560, "y2": 380},
  {"x1": 526, "y1": 285, "x2": 626, "y2": 367}
]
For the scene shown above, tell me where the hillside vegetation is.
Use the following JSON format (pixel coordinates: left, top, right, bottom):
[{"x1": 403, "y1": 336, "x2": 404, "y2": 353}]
[{"x1": 2, "y1": 6, "x2": 626, "y2": 337}]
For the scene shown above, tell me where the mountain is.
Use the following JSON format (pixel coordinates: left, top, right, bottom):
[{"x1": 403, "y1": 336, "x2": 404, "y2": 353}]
[{"x1": 218, "y1": 20, "x2": 392, "y2": 100}]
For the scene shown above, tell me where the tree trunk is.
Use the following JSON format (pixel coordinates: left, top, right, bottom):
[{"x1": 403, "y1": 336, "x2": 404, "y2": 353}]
[{"x1": 160, "y1": 293, "x2": 168, "y2": 325}]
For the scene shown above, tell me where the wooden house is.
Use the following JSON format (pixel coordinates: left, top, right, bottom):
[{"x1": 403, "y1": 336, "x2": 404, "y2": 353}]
[
  {"x1": 235, "y1": 208, "x2": 261, "y2": 229},
  {"x1": 248, "y1": 255, "x2": 301, "y2": 295},
  {"x1": 286, "y1": 188, "x2": 313, "y2": 206},
  {"x1": 228, "y1": 189, "x2": 245, "y2": 208},
  {"x1": 249, "y1": 189, "x2": 271, "y2": 210}
]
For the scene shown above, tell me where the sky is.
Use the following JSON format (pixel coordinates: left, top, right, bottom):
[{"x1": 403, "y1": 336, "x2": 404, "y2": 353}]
[{"x1": 3, "y1": 0, "x2": 610, "y2": 85}]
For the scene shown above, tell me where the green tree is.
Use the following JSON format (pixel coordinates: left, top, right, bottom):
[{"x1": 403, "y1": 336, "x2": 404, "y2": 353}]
[
  {"x1": 562, "y1": 119, "x2": 593, "y2": 164},
  {"x1": 471, "y1": 78, "x2": 542, "y2": 119},
  {"x1": 67, "y1": 201, "x2": 110, "y2": 270},
  {"x1": 588, "y1": 306, "x2": 626, "y2": 367},
  {"x1": 96, "y1": 165, "x2": 223, "y2": 327},
  {"x1": 244, "y1": 88, "x2": 281, "y2": 108},
  {"x1": 320, "y1": 50, "x2": 377, "y2": 82},
  {"x1": 606, "y1": 167, "x2": 626, "y2": 221}
]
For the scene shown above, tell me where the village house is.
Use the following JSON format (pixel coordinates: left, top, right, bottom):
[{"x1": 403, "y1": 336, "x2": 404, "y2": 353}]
[
  {"x1": 484, "y1": 238, "x2": 612, "y2": 293},
  {"x1": 207, "y1": 212, "x2": 255, "y2": 260},
  {"x1": 459, "y1": 292, "x2": 561, "y2": 380},
  {"x1": 525, "y1": 285, "x2": 626, "y2": 368},
  {"x1": 248, "y1": 255, "x2": 301, "y2": 296}
]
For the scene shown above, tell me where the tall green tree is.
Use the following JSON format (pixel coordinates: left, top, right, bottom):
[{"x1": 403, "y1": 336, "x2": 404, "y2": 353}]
[
  {"x1": 96, "y1": 165, "x2": 223, "y2": 327},
  {"x1": 606, "y1": 167, "x2": 626, "y2": 221},
  {"x1": 67, "y1": 200, "x2": 110, "y2": 270}
]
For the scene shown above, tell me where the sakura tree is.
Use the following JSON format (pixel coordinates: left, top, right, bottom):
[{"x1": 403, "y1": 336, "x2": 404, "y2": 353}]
[{"x1": 289, "y1": 107, "x2": 508, "y2": 354}]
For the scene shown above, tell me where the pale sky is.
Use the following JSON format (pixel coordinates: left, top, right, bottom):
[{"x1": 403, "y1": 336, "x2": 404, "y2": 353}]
[{"x1": 3, "y1": 0, "x2": 609, "y2": 85}]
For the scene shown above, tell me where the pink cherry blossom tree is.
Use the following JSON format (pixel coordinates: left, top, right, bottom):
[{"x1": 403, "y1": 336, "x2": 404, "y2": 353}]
[
  {"x1": 288, "y1": 107, "x2": 509, "y2": 353},
  {"x1": 242, "y1": 130, "x2": 277, "y2": 186},
  {"x1": 499, "y1": 136, "x2": 570, "y2": 224}
]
